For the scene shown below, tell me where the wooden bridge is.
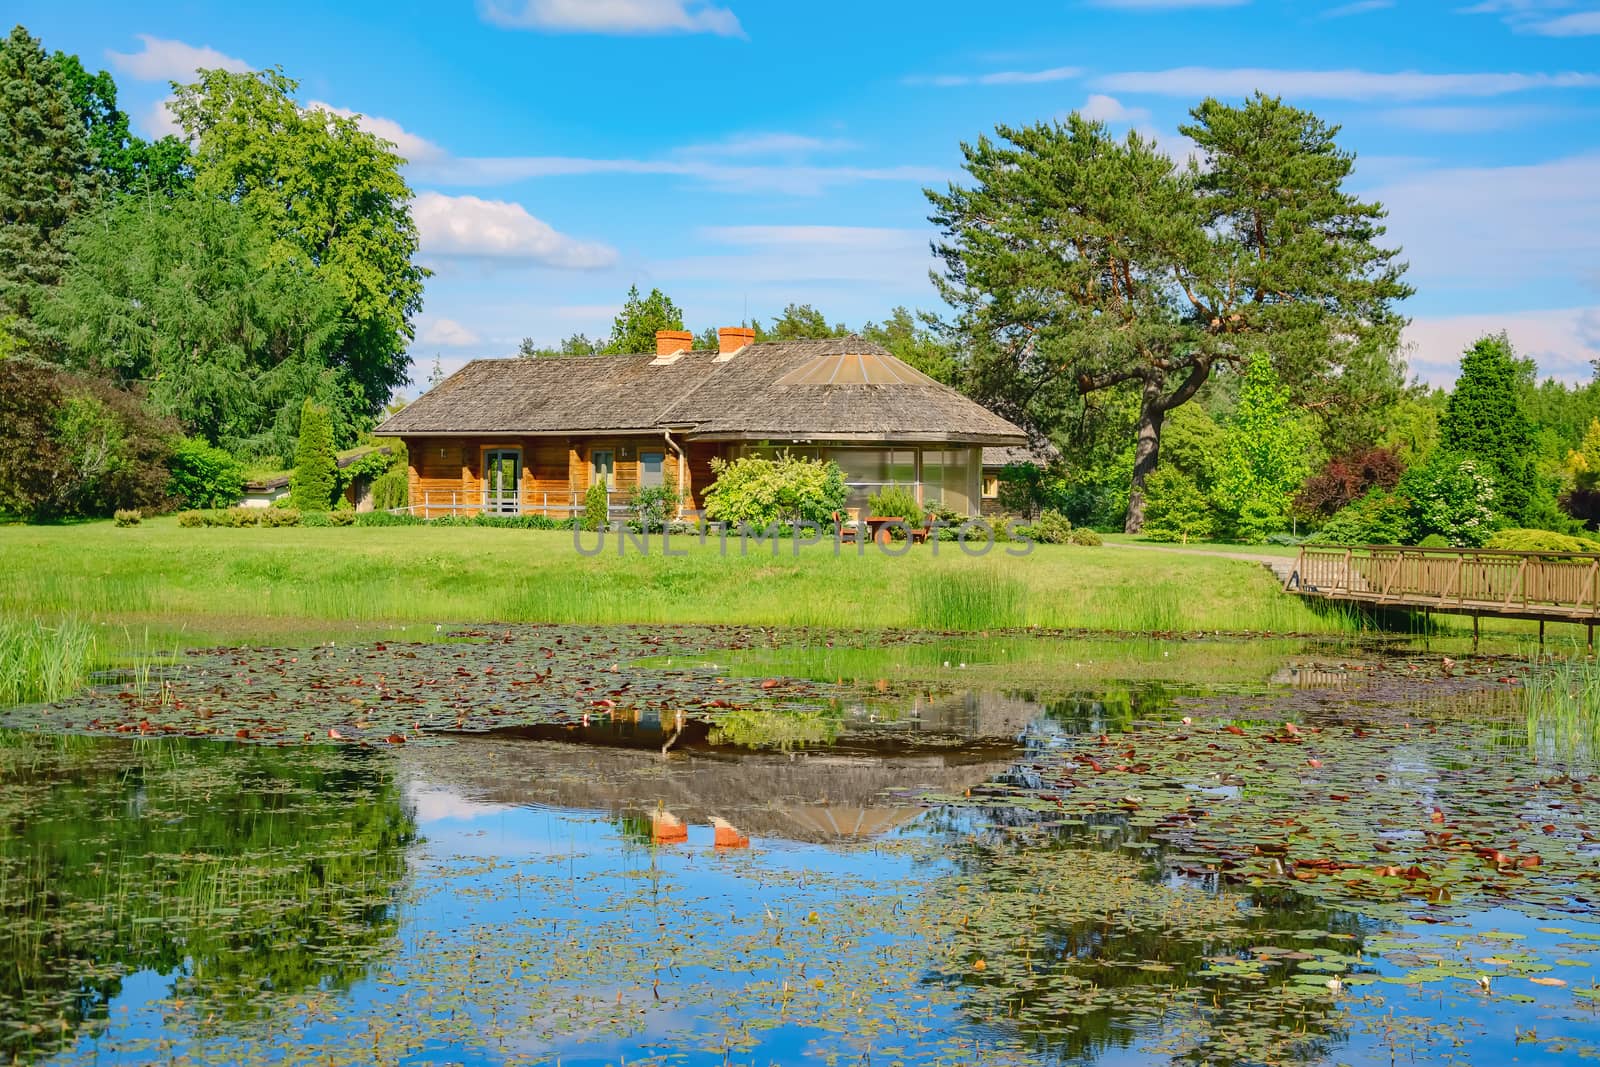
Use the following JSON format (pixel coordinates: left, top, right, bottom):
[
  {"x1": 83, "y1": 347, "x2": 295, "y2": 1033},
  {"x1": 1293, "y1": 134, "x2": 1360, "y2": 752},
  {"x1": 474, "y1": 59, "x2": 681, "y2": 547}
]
[{"x1": 1285, "y1": 544, "x2": 1600, "y2": 647}]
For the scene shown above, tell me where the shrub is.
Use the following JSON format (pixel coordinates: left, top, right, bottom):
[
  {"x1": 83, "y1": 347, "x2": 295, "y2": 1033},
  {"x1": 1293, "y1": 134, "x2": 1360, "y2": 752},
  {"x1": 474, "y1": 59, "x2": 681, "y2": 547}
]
[
  {"x1": 433, "y1": 514, "x2": 576, "y2": 531},
  {"x1": 177, "y1": 510, "x2": 206, "y2": 528},
  {"x1": 1141, "y1": 467, "x2": 1219, "y2": 544},
  {"x1": 1027, "y1": 509, "x2": 1075, "y2": 545},
  {"x1": 626, "y1": 485, "x2": 679, "y2": 532},
  {"x1": 1483, "y1": 528, "x2": 1596, "y2": 554},
  {"x1": 354, "y1": 511, "x2": 425, "y2": 527},
  {"x1": 260, "y1": 508, "x2": 302, "y2": 528},
  {"x1": 113, "y1": 508, "x2": 142, "y2": 527},
  {"x1": 370, "y1": 466, "x2": 408, "y2": 512},
  {"x1": 1067, "y1": 527, "x2": 1102, "y2": 546},
  {"x1": 300, "y1": 510, "x2": 352, "y2": 528},
  {"x1": 703, "y1": 453, "x2": 848, "y2": 529},
  {"x1": 1416, "y1": 533, "x2": 1450, "y2": 548},
  {"x1": 0, "y1": 361, "x2": 176, "y2": 520},
  {"x1": 167, "y1": 437, "x2": 245, "y2": 509},
  {"x1": 289, "y1": 399, "x2": 337, "y2": 512},
  {"x1": 1316, "y1": 488, "x2": 1412, "y2": 546},
  {"x1": 1401, "y1": 453, "x2": 1497, "y2": 547},
  {"x1": 582, "y1": 481, "x2": 610, "y2": 531},
  {"x1": 1294, "y1": 447, "x2": 1404, "y2": 519},
  {"x1": 867, "y1": 486, "x2": 922, "y2": 524}
]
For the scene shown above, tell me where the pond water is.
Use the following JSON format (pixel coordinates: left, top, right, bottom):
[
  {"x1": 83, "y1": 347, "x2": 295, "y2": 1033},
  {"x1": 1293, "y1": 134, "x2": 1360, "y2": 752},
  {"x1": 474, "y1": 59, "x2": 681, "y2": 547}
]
[{"x1": 2, "y1": 627, "x2": 1599, "y2": 1066}]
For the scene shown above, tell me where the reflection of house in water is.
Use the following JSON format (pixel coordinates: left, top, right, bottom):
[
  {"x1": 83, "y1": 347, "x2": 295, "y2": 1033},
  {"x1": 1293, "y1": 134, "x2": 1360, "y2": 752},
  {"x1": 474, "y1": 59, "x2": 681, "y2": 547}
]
[{"x1": 406, "y1": 706, "x2": 1026, "y2": 845}]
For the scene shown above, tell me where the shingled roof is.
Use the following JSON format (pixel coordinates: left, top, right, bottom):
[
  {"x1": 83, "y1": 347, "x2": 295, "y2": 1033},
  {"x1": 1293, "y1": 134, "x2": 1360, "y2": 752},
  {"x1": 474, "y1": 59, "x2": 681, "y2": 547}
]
[{"x1": 376, "y1": 337, "x2": 1026, "y2": 445}]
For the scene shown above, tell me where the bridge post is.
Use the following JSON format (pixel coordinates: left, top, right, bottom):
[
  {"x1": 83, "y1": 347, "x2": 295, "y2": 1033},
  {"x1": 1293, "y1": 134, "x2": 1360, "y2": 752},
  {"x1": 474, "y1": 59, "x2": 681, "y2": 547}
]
[
  {"x1": 1539, "y1": 618, "x2": 1546, "y2": 649},
  {"x1": 1472, "y1": 614, "x2": 1479, "y2": 652}
]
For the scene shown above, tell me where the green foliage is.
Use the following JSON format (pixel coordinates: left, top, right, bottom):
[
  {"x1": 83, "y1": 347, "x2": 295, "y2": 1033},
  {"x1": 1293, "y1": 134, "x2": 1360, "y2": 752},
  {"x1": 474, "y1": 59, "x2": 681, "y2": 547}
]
[
  {"x1": 49, "y1": 48, "x2": 189, "y2": 196},
  {"x1": 1416, "y1": 533, "x2": 1450, "y2": 548},
  {"x1": 1439, "y1": 335, "x2": 1537, "y2": 524},
  {"x1": 0, "y1": 361, "x2": 175, "y2": 520},
  {"x1": 289, "y1": 399, "x2": 337, "y2": 512},
  {"x1": 1378, "y1": 390, "x2": 1444, "y2": 466},
  {"x1": 1212, "y1": 354, "x2": 1313, "y2": 543},
  {"x1": 582, "y1": 480, "x2": 610, "y2": 531},
  {"x1": 519, "y1": 333, "x2": 601, "y2": 358},
  {"x1": 167, "y1": 437, "x2": 246, "y2": 509},
  {"x1": 703, "y1": 453, "x2": 849, "y2": 528},
  {"x1": 1564, "y1": 418, "x2": 1600, "y2": 491},
  {"x1": 1067, "y1": 527, "x2": 1103, "y2": 546},
  {"x1": 768, "y1": 303, "x2": 848, "y2": 340},
  {"x1": 626, "y1": 484, "x2": 679, "y2": 532},
  {"x1": 1141, "y1": 468, "x2": 1220, "y2": 544},
  {"x1": 370, "y1": 465, "x2": 408, "y2": 512},
  {"x1": 859, "y1": 307, "x2": 957, "y2": 383},
  {"x1": 0, "y1": 26, "x2": 94, "y2": 346},
  {"x1": 930, "y1": 94, "x2": 1410, "y2": 532},
  {"x1": 1160, "y1": 404, "x2": 1225, "y2": 490},
  {"x1": 300, "y1": 510, "x2": 355, "y2": 527},
  {"x1": 112, "y1": 508, "x2": 141, "y2": 527},
  {"x1": 1483, "y1": 528, "x2": 1597, "y2": 554},
  {"x1": 867, "y1": 486, "x2": 922, "y2": 524},
  {"x1": 1316, "y1": 488, "x2": 1414, "y2": 546},
  {"x1": 1400, "y1": 453, "x2": 1498, "y2": 547},
  {"x1": 43, "y1": 193, "x2": 346, "y2": 456},
  {"x1": 997, "y1": 463, "x2": 1045, "y2": 517},
  {"x1": 1027, "y1": 510, "x2": 1076, "y2": 544},
  {"x1": 909, "y1": 571, "x2": 1028, "y2": 630},
  {"x1": 603, "y1": 285, "x2": 684, "y2": 354},
  {"x1": 178, "y1": 507, "x2": 303, "y2": 528},
  {"x1": 352, "y1": 510, "x2": 424, "y2": 527},
  {"x1": 170, "y1": 68, "x2": 426, "y2": 429}
]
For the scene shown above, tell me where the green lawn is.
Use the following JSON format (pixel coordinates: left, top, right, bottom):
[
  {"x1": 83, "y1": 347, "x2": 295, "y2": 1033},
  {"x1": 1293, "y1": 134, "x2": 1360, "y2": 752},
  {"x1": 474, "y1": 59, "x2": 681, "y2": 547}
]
[{"x1": 0, "y1": 518, "x2": 1347, "y2": 655}]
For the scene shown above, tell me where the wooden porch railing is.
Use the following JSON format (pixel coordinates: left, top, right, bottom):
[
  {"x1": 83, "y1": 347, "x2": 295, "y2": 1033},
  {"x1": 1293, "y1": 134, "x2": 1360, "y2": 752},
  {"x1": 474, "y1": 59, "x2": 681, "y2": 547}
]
[{"x1": 1287, "y1": 543, "x2": 1600, "y2": 623}]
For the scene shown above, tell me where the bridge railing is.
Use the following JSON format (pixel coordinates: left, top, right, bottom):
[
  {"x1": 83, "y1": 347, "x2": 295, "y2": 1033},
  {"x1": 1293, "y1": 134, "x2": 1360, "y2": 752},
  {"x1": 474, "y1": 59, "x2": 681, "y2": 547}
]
[{"x1": 1290, "y1": 544, "x2": 1600, "y2": 618}]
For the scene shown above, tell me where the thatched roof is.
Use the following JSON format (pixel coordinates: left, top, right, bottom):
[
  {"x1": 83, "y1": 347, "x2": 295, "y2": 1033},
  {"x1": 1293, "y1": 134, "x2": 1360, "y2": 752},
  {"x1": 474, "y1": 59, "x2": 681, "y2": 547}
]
[
  {"x1": 981, "y1": 443, "x2": 1057, "y2": 469},
  {"x1": 378, "y1": 338, "x2": 1026, "y2": 445}
]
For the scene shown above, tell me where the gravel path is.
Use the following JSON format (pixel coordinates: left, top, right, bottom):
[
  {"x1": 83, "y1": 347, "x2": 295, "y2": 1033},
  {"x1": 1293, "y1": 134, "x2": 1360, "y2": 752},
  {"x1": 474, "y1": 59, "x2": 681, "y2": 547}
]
[{"x1": 1102, "y1": 541, "x2": 1296, "y2": 583}]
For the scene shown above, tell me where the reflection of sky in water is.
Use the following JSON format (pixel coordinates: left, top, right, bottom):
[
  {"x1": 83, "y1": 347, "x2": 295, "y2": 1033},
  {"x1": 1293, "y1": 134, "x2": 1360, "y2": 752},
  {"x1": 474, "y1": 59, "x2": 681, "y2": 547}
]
[{"x1": 34, "y1": 706, "x2": 1600, "y2": 1067}]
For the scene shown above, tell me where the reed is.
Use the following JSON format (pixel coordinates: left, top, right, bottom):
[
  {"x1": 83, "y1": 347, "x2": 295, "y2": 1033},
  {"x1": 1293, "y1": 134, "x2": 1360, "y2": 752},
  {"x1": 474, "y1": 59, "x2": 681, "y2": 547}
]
[
  {"x1": 910, "y1": 570, "x2": 1028, "y2": 630},
  {"x1": 0, "y1": 618, "x2": 96, "y2": 706}
]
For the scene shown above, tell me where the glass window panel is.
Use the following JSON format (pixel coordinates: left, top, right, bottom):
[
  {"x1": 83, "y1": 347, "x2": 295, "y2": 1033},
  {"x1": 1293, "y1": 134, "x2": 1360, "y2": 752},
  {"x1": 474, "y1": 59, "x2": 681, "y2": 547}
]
[
  {"x1": 921, "y1": 449, "x2": 944, "y2": 504},
  {"x1": 591, "y1": 450, "x2": 615, "y2": 490},
  {"x1": 829, "y1": 449, "x2": 889, "y2": 484},
  {"x1": 640, "y1": 452, "x2": 664, "y2": 487},
  {"x1": 888, "y1": 449, "x2": 916, "y2": 486}
]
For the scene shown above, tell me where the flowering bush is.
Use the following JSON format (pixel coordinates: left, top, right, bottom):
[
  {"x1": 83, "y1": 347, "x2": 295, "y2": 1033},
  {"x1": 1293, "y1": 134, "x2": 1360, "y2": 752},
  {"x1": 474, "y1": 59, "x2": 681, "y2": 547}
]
[{"x1": 703, "y1": 453, "x2": 848, "y2": 528}]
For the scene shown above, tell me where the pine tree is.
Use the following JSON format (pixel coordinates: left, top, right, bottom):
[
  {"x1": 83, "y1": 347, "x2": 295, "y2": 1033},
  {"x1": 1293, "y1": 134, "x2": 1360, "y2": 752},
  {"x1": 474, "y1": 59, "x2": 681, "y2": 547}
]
[
  {"x1": 290, "y1": 399, "x2": 337, "y2": 512},
  {"x1": 1439, "y1": 334, "x2": 1537, "y2": 524},
  {"x1": 0, "y1": 25, "x2": 94, "y2": 344},
  {"x1": 603, "y1": 285, "x2": 684, "y2": 353}
]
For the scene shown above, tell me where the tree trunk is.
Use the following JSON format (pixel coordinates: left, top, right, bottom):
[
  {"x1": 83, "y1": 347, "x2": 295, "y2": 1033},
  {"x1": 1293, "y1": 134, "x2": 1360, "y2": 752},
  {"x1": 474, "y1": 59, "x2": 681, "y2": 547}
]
[{"x1": 1124, "y1": 378, "x2": 1166, "y2": 534}]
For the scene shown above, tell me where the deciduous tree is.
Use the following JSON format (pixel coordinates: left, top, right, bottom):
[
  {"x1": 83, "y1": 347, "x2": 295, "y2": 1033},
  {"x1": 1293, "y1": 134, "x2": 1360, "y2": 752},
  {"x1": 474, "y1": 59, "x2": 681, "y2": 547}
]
[{"x1": 604, "y1": 285, "x2": 683, "y2": 353}]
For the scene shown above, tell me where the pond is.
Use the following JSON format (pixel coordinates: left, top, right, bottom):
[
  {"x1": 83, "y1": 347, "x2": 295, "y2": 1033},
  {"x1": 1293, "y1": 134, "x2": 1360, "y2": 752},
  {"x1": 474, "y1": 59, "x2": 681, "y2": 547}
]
[{"x1": 2, "y1": 626, "x2": 1598, "y2": 1065}]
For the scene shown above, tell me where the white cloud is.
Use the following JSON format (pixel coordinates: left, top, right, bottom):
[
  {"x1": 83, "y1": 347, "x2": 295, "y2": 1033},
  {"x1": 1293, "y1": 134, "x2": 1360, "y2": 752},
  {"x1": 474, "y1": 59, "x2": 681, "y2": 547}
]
[
  {"x1": 1377, "y1": 152, "x2": 1600, "y2": 292},
  {"x1": 676, "y1": 132, "x2": 856, "y2": 156},
  {"x1": 1378, "y1": 104, "x2": 1550, "y2": 131},
  {"x1": 143, "y1": 97, "x2": 184, "y2": 139},
  {"x1": 413, "y1": 192, "x2": 619, "y2": 269},
  {"x1": 412, "y1": 154, "x2": 946, "y2": 196},
  {"x1": 418, "y1": 317, "x2": 483, "y2": 346},
  {"x1": 105, "y1": 34, "x2": 249, "y2": 82},
  {"x1": 906, "y1": 66, "x2": 1083, "y2": 88},
  {"x1": 1533, "y1": 10, "x2": 1600, "y2": 34},
  {"x1": 306, "y1": 101, "x2": 447, "y2": 163},
  {"x1": 1094, "y1": 66, "x2": 1600, "y2": 99},
  {"x1": 1404, "y1": 308, "x2": 1600, "y2": 384},
  {"x1": 479, "y1": 0, "x2": 743, "y2": 36},
  {"x1": 1078, "y1": 93, "x2": 1151, "y2": 123}
]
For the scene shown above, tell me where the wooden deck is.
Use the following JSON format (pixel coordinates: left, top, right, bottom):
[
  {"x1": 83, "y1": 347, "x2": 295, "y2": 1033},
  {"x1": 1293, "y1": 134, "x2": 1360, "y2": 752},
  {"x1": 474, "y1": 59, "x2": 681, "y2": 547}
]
[{"x1": 1286, "y1": 544, "x2": 1600, "y2": 644}]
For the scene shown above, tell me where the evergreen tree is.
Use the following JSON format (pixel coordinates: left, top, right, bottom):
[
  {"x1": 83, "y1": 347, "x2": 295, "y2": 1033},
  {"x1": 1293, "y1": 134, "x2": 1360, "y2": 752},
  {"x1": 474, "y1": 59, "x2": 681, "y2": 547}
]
[
  {"x1": 50, "y1": 50, "x2": 190, "y2": 196},
  {"x1": 290, "y1": 399, "x2": 337, "y2": 512},
  {"x1": 0, "y1": 25, "x2": 94, "y2": 345},
  {"x1": 768, "y1": 303, "x2": 848, "y2": 340},
  {"x1": 1439, "y1": 334, "x2": 1537, "y2": 524}
]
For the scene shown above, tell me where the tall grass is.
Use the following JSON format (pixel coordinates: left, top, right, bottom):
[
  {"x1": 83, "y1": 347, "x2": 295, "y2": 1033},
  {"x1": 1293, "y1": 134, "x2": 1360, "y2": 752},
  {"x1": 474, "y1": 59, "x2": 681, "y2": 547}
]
[
  {"x1": 1521, "y1": 649, "x2": 1600, "y2": 763},
  {"x1": 911, "y1": 571, "x2": 1028, "y2": 630},
  {"x1": 0, "y1": 619, "x2": 96, "y2": 706}
]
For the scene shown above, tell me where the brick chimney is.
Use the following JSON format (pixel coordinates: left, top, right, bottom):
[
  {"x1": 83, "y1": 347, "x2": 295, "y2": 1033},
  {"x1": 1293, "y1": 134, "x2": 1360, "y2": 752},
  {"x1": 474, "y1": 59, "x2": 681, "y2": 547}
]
[
  {"x1": 717, "y1": 326, "x2": 755, "y2": 358},
  {"x1": 655, "y1": 329, "x2": 693, "y2": 356}
]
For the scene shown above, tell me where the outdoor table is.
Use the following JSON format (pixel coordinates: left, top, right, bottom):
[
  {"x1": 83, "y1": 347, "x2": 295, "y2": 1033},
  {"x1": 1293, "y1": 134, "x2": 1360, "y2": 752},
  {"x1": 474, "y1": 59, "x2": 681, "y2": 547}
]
[{"x1": 863, "y1": 516, "x2": 900, "y2": 545}]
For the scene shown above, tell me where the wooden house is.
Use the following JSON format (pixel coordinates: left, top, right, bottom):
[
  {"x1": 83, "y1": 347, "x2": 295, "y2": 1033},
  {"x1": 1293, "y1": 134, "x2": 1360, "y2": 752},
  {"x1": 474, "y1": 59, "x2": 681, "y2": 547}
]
[{"x1": 375, "y1": 328, "x2": 1028, "y2": 519}]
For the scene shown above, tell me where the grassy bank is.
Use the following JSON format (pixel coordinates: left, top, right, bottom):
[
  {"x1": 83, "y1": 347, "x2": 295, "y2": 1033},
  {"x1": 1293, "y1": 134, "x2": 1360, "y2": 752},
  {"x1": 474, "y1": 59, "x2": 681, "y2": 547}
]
[{"x1": 0, "y1": 518, "x2": 1348, "y2": 653}]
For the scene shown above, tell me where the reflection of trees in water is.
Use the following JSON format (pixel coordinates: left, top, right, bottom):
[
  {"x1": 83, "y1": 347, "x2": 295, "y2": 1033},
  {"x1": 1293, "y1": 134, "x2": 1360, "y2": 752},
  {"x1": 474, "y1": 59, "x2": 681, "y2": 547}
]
[
  {"x1": 922, "y1": 820, "x2": 1368, "y2": 1065},
  {"x1": 0, "y1": 736, "x2": 414, "y2": 1063}
]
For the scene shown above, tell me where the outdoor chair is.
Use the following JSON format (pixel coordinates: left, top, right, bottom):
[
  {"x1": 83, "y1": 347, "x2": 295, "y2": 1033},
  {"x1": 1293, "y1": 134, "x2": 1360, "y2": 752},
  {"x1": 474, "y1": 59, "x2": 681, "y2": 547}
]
[
  {"x1": 909, "y1": 514, "x2": 936, "y2": 544},
  {"x1": 832, "y1": 509, "x2": 861, "y2": 544}
]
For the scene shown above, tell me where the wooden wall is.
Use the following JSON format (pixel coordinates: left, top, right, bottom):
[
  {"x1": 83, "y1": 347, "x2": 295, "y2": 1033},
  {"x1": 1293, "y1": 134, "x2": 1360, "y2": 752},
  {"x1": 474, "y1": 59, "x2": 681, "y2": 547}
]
[{"x1": 405, "y1": 435, "x2": 717, "y2": 517}]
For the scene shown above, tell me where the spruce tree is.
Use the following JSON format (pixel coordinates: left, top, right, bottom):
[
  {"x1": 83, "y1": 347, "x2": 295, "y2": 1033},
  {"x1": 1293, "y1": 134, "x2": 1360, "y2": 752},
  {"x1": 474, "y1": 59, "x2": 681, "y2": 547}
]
[
  {"x1": 0, "y1": 25, "x2": 93, "y2": 344},
  {"x1": 290, "y1": 399, "x2": 337, "y2": 512},
  {"x1": 1439, "y1": 334, "x2": 1537, "y2": 524}
]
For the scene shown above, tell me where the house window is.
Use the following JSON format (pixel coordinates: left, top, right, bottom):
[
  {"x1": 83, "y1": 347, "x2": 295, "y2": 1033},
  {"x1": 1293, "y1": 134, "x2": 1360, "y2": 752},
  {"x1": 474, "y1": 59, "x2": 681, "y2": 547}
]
[
  {"x1": 640, "y1": 451, "x2": 665, "y2": 488},
  {"x1": 983, "y1": 474, "x2": 1000, "y2": 498},
  {"x1": 591, "y1": 450, "x2": 615, "y2": 490}
]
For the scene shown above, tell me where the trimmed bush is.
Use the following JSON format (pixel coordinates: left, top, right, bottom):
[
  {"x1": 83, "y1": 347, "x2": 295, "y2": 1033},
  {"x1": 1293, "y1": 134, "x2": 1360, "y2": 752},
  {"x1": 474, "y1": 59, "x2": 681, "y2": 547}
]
[
  {"x1": 1483, "y1": 528, "x2": 1596, "y2": 554},
  {"x1": 1067, "y1": 527, "x2": 1102, "y2": 546},
  {"x1": 582, "y1": 481, "x2": 609, "y2": 532},
  {"x1": 1416, "y1": 533, "x2": 1450, "y2": 548},
  {"x1": 289, "y1": 399, "x2": 337, "y2": 512},
  {"x1": 113, "y1": 508, "x2": 142, "y2": 527},
  {"x1": 167, "y1": 437, "x2": 245, "y2": 509},
  {"x1": 354, "y1": 511, "x2": 425, "y2": 527},
  {"x1": 177, "y1": 510, "x2": 206, "y2": 528},
  {"x1": 1027, "y1": 510, "x2": 1075, "y2": 545}
]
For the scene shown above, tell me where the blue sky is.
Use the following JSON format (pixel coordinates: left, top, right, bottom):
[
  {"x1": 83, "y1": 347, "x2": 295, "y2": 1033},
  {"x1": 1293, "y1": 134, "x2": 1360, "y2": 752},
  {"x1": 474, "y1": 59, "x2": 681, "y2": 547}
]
[{"x1": 12, "y1": 0, "x2": 1600, "y2": 390}]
